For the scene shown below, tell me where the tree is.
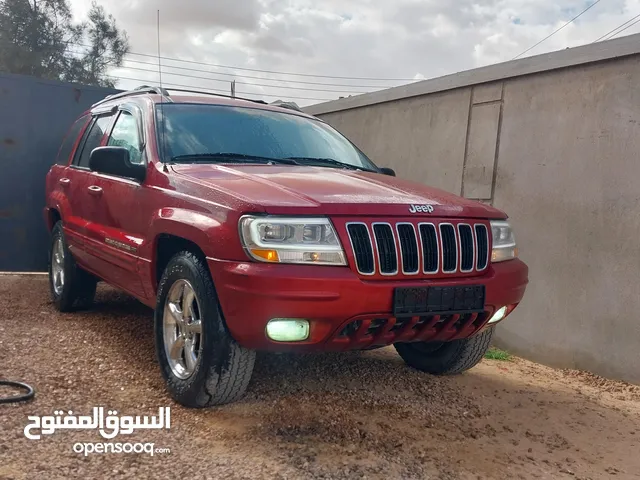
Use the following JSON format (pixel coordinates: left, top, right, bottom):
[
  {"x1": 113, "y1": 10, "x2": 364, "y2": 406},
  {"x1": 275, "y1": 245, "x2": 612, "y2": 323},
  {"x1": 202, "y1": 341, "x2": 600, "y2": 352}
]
[
  {"x1": 64, "y1": 2, "x2": 129, "y2": 88},
  {"x1": 0, "y1": 0, "x2": 129, "y2": 87}
]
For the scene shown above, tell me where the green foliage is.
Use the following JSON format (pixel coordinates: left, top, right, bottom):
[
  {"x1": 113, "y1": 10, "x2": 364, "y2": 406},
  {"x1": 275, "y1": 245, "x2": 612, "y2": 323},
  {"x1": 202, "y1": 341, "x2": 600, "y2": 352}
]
[
  {"x1": 484, "y1": 347, "x2": 512, "y2": 361},
  {"x1": 0, "y1": 0, "x2": 129, "y2": 87}
]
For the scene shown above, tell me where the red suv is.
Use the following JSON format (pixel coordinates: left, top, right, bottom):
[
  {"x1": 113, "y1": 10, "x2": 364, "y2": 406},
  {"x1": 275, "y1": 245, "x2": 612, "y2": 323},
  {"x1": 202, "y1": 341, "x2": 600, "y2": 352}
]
[{"x1": 44, "y1": 86, "x2": 528, "y2": 407}]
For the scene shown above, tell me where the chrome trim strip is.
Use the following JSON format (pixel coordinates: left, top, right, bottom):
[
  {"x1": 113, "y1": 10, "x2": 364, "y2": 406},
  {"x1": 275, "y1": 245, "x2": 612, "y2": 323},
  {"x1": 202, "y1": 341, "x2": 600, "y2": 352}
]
[
  {"x1": 417, "y1": 222, "x2": 439, "y2": 274},
  {"x1": 371, "y1": 222, "x2": 399, "y2": 276},
  {"x1": 395, "y1": 222, "x2": 420, "y2": 275},
  {"x1": 439, "y1": 223, "x2": 458, "y2": 273},
  {"x1": 474, "y1": 223, "x2": 489, "y2": 271},
  {"x1": 457, "y1": 223, "x2": 475, "y2": 273},
  {"x1": 346, "y1": 222, "x2": 376, "y2": 276}
]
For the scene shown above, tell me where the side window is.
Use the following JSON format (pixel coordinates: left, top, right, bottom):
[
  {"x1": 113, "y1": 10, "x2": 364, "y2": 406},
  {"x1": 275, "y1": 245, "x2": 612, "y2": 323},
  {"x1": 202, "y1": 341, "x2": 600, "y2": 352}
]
[
  {"x1": 108, "y1": 111, "x2": 143, "y2": 164},
  {"x1": 55, "y1": 115, "x2": 89, "y2": 165},
  {"x1": 75, "y1": 115, "x2": 114, "y2": 168}
]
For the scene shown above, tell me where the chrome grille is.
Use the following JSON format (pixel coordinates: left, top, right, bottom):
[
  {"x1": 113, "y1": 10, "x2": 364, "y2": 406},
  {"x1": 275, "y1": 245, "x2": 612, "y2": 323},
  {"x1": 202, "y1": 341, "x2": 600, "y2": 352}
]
[
  {"x1": 440, "y1": 224, "x2": 457, "y2": 273},
  {"x1": 397, "y1": 223, "x2": 419, "y2": 274},
  {"x1": 346, "y1": 220, "x2": 490, "y2": 277},
  {"x1": 346, "y1": 223, "x2": 375, "y2": 274},
  {"x1": 372, "y1": 223, "x2": 397, "y2": 274},
  {"x1": 458, "y1": 224, "x2": 474, "y2": 272},
  {"x1": 419, "y1": 223, "x2": 439, "y2": 273},
  {"x1": 475, "y1": 224, "x2": 489, "y2": 270}
]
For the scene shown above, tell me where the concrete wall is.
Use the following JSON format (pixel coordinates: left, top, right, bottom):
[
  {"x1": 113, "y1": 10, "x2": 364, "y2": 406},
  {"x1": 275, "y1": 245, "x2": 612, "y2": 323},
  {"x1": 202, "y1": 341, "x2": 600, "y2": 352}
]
[{"x1": 305, "y1": 35, "x2": 640, "y2": 384}]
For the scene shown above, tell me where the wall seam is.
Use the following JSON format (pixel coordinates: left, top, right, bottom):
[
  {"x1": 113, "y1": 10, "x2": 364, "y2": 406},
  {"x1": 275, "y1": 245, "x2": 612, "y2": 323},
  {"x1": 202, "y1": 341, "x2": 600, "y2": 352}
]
[
  {"x1": 489, "y1": 82, "x2": 505, "y2": 206},
  {"x1": 472, "y1": 99, "x2": 503, "y2": 106},
  {"x1": 460, "y1": 88, "x2": 474, "y2": 197}
]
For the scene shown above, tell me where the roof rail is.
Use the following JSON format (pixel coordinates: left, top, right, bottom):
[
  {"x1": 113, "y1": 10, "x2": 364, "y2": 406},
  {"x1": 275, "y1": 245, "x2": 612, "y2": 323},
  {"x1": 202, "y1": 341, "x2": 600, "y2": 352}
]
[
  {"x1": 269, "y1": 100, "x2": 303, "y2": 112},
  {"x1": 91, "y1": 85, "x2": 172, "y2": 108},
  {"x1": 91, "y1": 84, "x2": 305, "y2": 110},
  {"x1": 163, "y1": 87, "x2": 268, "y2": 105}
]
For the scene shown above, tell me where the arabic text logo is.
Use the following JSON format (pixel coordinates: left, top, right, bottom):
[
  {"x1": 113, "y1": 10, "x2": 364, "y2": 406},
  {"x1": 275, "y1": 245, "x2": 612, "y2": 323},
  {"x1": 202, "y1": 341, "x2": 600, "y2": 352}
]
[{"x1": 24, "y1": 407, "x2": 170, "y2": 440}]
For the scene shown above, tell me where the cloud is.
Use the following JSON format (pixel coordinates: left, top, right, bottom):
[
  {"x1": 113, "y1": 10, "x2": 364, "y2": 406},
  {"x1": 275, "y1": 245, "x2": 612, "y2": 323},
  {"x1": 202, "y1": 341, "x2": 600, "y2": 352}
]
[{"x1": 69, "y1": 0, "x2": 640, "y2": 106}]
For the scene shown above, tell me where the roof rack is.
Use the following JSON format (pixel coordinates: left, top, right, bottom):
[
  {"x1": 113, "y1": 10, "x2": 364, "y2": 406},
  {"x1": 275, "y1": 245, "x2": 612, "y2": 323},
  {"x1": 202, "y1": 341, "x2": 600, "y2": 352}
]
[
  {"x1": 269, "y1": 100, "x2": 303, "y2": 112},
  {"x1": 91, "y1": 85, "x2": 171, "y2": 108},
  {"x1": 163, "y1": 87, "x2": 268, "y2": 105},
  {"x1": 91, "y1": 85, "x2": 305, "y2": 112}
]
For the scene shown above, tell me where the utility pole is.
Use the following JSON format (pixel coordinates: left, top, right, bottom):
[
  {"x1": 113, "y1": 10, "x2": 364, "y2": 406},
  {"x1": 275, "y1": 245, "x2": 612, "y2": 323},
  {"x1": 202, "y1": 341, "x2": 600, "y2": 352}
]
[{"x1": 231, "y1": 80, "x2": 236, "y2": 98}]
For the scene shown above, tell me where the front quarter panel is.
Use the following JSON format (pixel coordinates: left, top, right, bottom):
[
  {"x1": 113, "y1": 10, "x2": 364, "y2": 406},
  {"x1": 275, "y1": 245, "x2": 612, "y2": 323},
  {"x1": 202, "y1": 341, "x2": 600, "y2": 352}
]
[{"x1": 148, "y1": 206, "x2": 249, "y2": 261}]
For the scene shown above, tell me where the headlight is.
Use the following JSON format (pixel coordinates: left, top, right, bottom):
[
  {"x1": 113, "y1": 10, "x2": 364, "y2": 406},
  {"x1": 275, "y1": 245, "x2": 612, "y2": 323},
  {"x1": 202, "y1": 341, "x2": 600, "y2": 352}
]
[
  {"x1": 490, "y1": 220, "x2": 518, "y2": 263},
  {"x1": 239, "y1": 216, "x2": 347, "y2": 266}
]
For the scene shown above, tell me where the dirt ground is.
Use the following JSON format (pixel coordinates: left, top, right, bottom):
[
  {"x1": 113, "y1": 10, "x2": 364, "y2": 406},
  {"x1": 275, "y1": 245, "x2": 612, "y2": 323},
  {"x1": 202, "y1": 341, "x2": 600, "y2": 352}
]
[{"x1": 1, "y1": 275, "x2": 639, "y2": 480}]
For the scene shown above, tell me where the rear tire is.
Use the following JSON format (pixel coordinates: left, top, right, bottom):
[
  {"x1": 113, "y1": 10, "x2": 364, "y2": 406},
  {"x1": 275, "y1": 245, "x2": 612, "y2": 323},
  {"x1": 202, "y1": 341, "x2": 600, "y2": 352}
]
[
  {"x1": 49, "y1": 221, "x2": 97, "y2": 312},
  {"x1": 154, "y1": 251, "x2": 255, "y2": 407},
  {"x1": 394, "y1": 327, "x2": 494, "y2": 375}
]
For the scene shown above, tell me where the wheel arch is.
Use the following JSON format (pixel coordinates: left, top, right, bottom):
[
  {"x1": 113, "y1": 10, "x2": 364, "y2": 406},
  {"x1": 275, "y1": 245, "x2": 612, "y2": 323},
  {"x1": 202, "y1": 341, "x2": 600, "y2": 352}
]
[
  {"x1": 153, "y1": 233, "x2": 211, "y2": 290},
  {"x1": 46, "y1": 207, "x2": 62, "y2": 231},
  {"x1": 147, "y1": 207, "x2": 247, "y2": 297}
]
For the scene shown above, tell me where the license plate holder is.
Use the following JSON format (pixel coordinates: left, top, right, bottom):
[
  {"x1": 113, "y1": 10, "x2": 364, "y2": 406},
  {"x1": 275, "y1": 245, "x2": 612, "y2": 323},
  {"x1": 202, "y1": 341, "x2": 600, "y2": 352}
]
[{"x1": 393, "y1": 285, "x2": 485, "y2": 317}]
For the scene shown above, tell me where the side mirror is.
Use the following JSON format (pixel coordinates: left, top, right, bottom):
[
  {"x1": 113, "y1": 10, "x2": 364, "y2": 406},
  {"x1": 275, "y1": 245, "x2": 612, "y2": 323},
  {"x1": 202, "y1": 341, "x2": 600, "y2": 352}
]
[
  {"x1": 89, "y1": 146, "x2": 146, "y2": 182},
  {"x1": 379, "y1": 167, "x2": 396, "y2": 177}
]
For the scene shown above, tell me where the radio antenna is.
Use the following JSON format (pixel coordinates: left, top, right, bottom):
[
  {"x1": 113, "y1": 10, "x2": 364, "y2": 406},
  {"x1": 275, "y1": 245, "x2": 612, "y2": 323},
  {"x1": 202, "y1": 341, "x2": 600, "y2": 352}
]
[{"x1": 157, "y1": 9, "x2": 168, "y2": 166}]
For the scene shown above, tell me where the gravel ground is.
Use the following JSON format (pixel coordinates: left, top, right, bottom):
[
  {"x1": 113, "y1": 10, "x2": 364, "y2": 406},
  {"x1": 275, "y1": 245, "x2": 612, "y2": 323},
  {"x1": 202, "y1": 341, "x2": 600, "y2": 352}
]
[{"x1": 1, "y1": 275, "x2": 639, "y2": 480}]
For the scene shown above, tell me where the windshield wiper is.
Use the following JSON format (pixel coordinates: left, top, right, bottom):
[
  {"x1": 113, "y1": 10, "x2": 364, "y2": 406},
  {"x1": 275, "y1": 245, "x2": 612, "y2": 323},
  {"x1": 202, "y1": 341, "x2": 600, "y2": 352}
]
[
  {"x1": 169, "y1": 153, "x2": 299, "y2": 165},
  {"x1": 283, "y1": 156, "x2": 376, "y2": 172}
]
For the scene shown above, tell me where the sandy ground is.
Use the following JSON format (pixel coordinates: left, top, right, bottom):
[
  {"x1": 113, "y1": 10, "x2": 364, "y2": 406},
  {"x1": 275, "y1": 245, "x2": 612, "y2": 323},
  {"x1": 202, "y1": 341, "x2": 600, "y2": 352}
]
[{"x1": 0, "y1": 275, "x2": 639, "y2": 480}]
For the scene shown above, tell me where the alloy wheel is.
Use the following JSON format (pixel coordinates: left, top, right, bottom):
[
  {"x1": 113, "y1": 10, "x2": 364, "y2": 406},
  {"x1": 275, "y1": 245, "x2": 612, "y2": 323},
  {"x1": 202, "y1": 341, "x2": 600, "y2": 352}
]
[
  {"x1": 51, "y1": 237, "x2": 65, "y2": 296},
  {"x1": 162, "y1": 279, "x2": 203, "y2": 379}
]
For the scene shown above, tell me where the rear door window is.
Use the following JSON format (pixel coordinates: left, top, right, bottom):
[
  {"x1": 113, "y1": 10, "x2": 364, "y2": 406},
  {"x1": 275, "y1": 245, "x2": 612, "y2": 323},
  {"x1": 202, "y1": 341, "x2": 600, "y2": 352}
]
[
  {"x1": 55, "y1": 115, "x2": 89, "y2": 165},
  {"x1": 74, "y1": 114, "x2": 115, "y2": 168}
]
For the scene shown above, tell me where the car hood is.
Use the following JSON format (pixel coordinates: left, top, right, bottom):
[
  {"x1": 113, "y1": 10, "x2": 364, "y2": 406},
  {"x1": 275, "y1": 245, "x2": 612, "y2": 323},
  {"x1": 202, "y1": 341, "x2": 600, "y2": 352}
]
[{"x1": 170, "y1": 164, "x2": 507, "y2": 219}]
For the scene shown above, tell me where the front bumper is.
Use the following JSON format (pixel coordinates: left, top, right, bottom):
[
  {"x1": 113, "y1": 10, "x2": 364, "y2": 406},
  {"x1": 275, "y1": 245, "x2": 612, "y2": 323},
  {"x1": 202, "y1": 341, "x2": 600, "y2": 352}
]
[{"x1": 208, "y1": 258, "x2": 528, "y2": 352}]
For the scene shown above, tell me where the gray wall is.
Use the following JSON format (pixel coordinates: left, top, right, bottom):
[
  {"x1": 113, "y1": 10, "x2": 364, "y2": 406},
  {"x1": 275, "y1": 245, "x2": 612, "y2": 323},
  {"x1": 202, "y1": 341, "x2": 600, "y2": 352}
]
[
  {"x1": 306, "y1": 36, "x2": 640, "y2": 384},
  {"x1": 0, "y1": 73, "x2": 118, "y2": 271}
]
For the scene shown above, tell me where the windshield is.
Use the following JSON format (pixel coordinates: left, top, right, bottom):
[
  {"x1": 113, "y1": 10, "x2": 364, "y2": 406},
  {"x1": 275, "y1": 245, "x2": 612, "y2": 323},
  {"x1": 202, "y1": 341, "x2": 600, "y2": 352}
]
[{"x1": 155, "y1": 103, "x2": 379, "y2": 171}]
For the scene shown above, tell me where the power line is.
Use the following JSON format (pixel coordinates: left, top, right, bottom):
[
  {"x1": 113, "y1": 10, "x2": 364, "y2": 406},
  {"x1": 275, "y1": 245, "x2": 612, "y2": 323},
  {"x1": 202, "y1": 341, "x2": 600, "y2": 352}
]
[
  {"x1": 67, "y1": 41, "x2": 416, "y2": 82},
  {"x1": 608, "y1": 16, "x2": 640, "y2": 38},
  {"x1": 513, "y1": 0, "x2": 604, "y2": 60},
  {"x1": 592, "y1": 13, "x2": 640, "y2": 42},
  {"x1": 110, "y1": 75, "x2": 335, "y2": 101},
  {"x1": 68, "y1": 47, "x2": 397, "y2": 89},
  {"x1": 117, "y1": 57, "x2": 392, "y2": 89},
  {"x1": 66, "y1": 46, "x2": 372, "y2": 97},
  {"x1": 111, "y1": 64, "x2": 369, "y2": 94},
  {"x1": 66, "y1": 45, "x2": 386, "y2": 94}
]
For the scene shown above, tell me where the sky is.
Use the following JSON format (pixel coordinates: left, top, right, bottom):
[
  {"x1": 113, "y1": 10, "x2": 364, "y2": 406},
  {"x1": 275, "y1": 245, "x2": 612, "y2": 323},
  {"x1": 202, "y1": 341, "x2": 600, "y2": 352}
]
[{"x1": 67, "y1": 0, "x2": 640, "y2": 106}]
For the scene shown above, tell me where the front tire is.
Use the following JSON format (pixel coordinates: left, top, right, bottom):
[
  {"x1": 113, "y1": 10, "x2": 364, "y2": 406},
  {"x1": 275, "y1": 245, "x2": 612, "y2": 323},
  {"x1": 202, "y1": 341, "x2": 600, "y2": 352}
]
[
  {"x1": 49, "y1": 221, "x2": 97, "y2": 312},
  {"x1": 154, "y1": 251, "x2": 255, "y2": 407},
  {"x1": 394, "y1": 327, "x2": 494, "y2": 375}
]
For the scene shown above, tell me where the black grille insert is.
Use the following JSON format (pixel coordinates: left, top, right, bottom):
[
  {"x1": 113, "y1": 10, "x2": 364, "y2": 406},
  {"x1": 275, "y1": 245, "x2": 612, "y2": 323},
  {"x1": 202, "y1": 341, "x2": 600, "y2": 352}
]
[
  {"x1": 475, "y1": 224, "x2": 488, "y2": 270},
  {"x1": 459, "y1": 224, "x2": 474, "y2": 271},
  {"x1": 373, "y1": 224, "x2": 397, "y2": 274},
  {"x1": 419, "y1": 224, "x2": 438, "y2": 273},
  {"x1": 346, "y1": 221, "x2": 485, "y2": 276},
  {"x1": 347, "y1": 224, "x2": 375, "y2": 274},
  {"x1": 440, "y1": 224, "x2": 457, "y2": 272},
  {"x1": 397, "y1": 224, "x2": 419, "y2": 273}
]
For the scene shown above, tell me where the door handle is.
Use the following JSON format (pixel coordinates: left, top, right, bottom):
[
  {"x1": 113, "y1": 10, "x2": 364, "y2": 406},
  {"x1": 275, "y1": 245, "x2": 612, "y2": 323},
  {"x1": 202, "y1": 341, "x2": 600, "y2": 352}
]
[
  {"x1": 87, "y1": 185, "x2": 103, "y2": 197},
  {"x1": 59, "y1": 178, "x2": 70, "y2": 186}
]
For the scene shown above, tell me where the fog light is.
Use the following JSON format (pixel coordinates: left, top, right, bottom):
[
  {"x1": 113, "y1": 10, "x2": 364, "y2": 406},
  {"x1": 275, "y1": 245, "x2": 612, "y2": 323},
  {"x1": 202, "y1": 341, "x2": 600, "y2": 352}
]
[
  {"x1": 488, "y1": 306, "x2": 507, "y2": 324},
  {"x1": 266, "y1": 319, "x2": 310, "y2": 342}
]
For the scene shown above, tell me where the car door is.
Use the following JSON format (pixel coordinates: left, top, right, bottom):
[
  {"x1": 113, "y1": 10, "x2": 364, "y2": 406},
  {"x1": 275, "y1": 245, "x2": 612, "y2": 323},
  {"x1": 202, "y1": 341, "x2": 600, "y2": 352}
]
[
  {"x1": 62, "y1": 112, "x2": 116, "y2": 270},
  {"x1": 82, "y1": 106, "x2": 149, "y2": 299},
  {"x1": 52, "y1": 114, "x2": 91, "y2": 254}
]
